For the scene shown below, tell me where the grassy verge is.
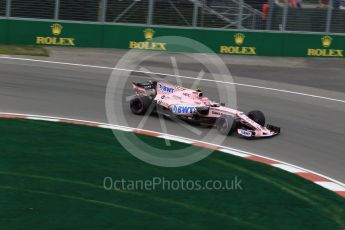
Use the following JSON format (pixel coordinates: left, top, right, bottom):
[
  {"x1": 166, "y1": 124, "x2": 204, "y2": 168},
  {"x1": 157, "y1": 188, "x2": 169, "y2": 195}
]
[
  {"x1": 0, "y1": 45, "x2": 49, "y2": 56},
  {"x1": 0, "y1": 119, "x2": 344, "y2": 230}
]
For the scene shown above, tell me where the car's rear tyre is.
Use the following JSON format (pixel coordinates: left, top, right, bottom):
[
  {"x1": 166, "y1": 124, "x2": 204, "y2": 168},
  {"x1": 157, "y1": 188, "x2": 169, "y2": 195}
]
[
  {"x1": 216, "y1": 115, "x2": 237, "y2": 135},
  {"x1": 247, "y1": 110, "x2": 265, "y2": 126},
  {"x1": 130, "y1": 96, "x2": 152, "y2": 115}
]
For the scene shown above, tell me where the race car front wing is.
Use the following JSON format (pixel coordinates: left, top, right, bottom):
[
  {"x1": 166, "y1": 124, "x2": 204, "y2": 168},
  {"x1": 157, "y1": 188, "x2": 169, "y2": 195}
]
[
  {"x1": 237, "y1": 124, "x2": 281, "y2": 138},
  {"x1": 266, "y1": 124, "x2": 281, "y2": 134}
]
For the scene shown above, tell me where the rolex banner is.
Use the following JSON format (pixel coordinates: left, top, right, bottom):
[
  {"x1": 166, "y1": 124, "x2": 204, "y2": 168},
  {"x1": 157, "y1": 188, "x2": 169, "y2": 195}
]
[
  {"x1": 1, "y1": 18, "x2": 344, "y2": 58},
  {"x1": 193, "y1": 29, "x2": 283, "y2": 56},
  {"x1": 6, "y1": 19, "x2": 103, "y2": 47},
  {"x1": 282, "y1": 33, "x2": 344, "y2": 58},
  {"x1": 103, "y1": 24, "x2": 196, "y2": 52}
]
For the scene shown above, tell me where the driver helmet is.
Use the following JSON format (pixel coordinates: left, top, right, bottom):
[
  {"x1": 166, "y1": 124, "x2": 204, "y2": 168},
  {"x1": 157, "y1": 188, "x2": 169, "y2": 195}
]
[{"x1": 201, "y1": 97, "x2": 210, "y2": 105}]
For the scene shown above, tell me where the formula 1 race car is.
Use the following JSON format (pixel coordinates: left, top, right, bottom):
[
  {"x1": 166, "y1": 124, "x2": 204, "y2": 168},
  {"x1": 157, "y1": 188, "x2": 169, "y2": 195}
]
[{"x1": 130, "y1": 81, "x2": 280, "y2": 138}]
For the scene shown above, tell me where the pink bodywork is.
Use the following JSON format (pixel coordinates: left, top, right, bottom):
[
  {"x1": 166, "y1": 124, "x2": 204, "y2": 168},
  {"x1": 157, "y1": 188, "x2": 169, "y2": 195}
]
[{"x1": 132, "y1": 81, "x2": 278, "y2": 138}]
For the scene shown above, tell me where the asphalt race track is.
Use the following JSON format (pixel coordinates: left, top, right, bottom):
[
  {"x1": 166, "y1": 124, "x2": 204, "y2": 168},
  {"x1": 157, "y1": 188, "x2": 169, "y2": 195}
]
[{"x1": 0, "y1": 47, "x2": 344, "y2": 183}]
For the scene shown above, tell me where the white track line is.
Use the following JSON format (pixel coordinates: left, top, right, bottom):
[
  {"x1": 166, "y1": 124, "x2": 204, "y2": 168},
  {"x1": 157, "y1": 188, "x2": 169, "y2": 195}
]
[
  {"x1": 272, "y1": 164, "x2": 306, "y2": 173},
  {"x1": 1, "y1": 112, "x2": 344, "y2": 196},
  {"x1": 315, "y1": 182, "x2": 345, "y2": 191},
  {"x1": 1, "y1": 56, "x2": 344, "y2": 104}
]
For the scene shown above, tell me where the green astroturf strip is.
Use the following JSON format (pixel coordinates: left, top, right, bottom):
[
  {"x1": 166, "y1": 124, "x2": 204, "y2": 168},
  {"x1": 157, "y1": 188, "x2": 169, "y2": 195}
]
[
  {"x1": 0, "y1": 119, "x2": 344, "y2": 230},
  {"x1": 0, "y1": 45, "x2": 49, "y2": 56}
]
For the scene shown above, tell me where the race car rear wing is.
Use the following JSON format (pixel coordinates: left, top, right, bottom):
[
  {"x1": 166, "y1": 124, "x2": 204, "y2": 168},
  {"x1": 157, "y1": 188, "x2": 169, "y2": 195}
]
[{"x1": 132, "y1": 81, "x2": 157, "y2": 90}]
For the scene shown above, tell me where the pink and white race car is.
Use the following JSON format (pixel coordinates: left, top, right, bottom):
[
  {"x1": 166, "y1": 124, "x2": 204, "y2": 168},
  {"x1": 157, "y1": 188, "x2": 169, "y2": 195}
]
[{"x1": 130, "y1": 81, "x2": 280, "y2": 138}]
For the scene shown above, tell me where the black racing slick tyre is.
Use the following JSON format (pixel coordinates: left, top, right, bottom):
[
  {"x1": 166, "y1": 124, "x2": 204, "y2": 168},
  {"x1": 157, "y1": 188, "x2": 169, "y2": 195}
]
[
  {"x1": 247, "y1": 110, "x2": 265, "y2": 126},
  {"x1": 130, "y1": 96, "x2": 152, "y2": 115},
  {"x1": 216, "y1": 115, "x2": 237, "y2": 135}
]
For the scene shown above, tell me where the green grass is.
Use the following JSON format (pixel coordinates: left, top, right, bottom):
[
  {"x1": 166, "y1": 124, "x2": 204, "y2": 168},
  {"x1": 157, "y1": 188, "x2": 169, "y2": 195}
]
[
  {"x1": 0, "y1": 45, "x2": 49, "y2": 56},
  {"x1": 0, "y1": 119, "x2": 344, "y2": 230}
]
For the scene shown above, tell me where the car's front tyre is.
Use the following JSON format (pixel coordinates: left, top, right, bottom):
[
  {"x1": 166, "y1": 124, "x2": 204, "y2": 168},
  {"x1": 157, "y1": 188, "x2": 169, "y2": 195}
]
[{"x1": 247, "y1": 110, "x2": 265, "y2": 126}]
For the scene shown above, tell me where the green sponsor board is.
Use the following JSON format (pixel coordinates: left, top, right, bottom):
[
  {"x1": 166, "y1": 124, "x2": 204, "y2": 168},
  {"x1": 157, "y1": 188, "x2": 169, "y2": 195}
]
[
  {"x1": 282, "y1": 33, "x2": 345, "y2": 58},
  {"x1": 103, "y1": 24, "x2": 196, "y2": 52},
  {"x1": 103, "y1": 25, "x2": 284, "y2": 55},
  {"x1": 193, "y1": 29, "x2": 283, "y2": 56},
  {"x1": 1, "y1": 18, "x2": 345, "y2": 58},
  {"x1": 0, "y1": 19, "x2": 7, "y2": 44},
  {"x1": 6, "y1": 19, "x2": 103, "y2": 47}
]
